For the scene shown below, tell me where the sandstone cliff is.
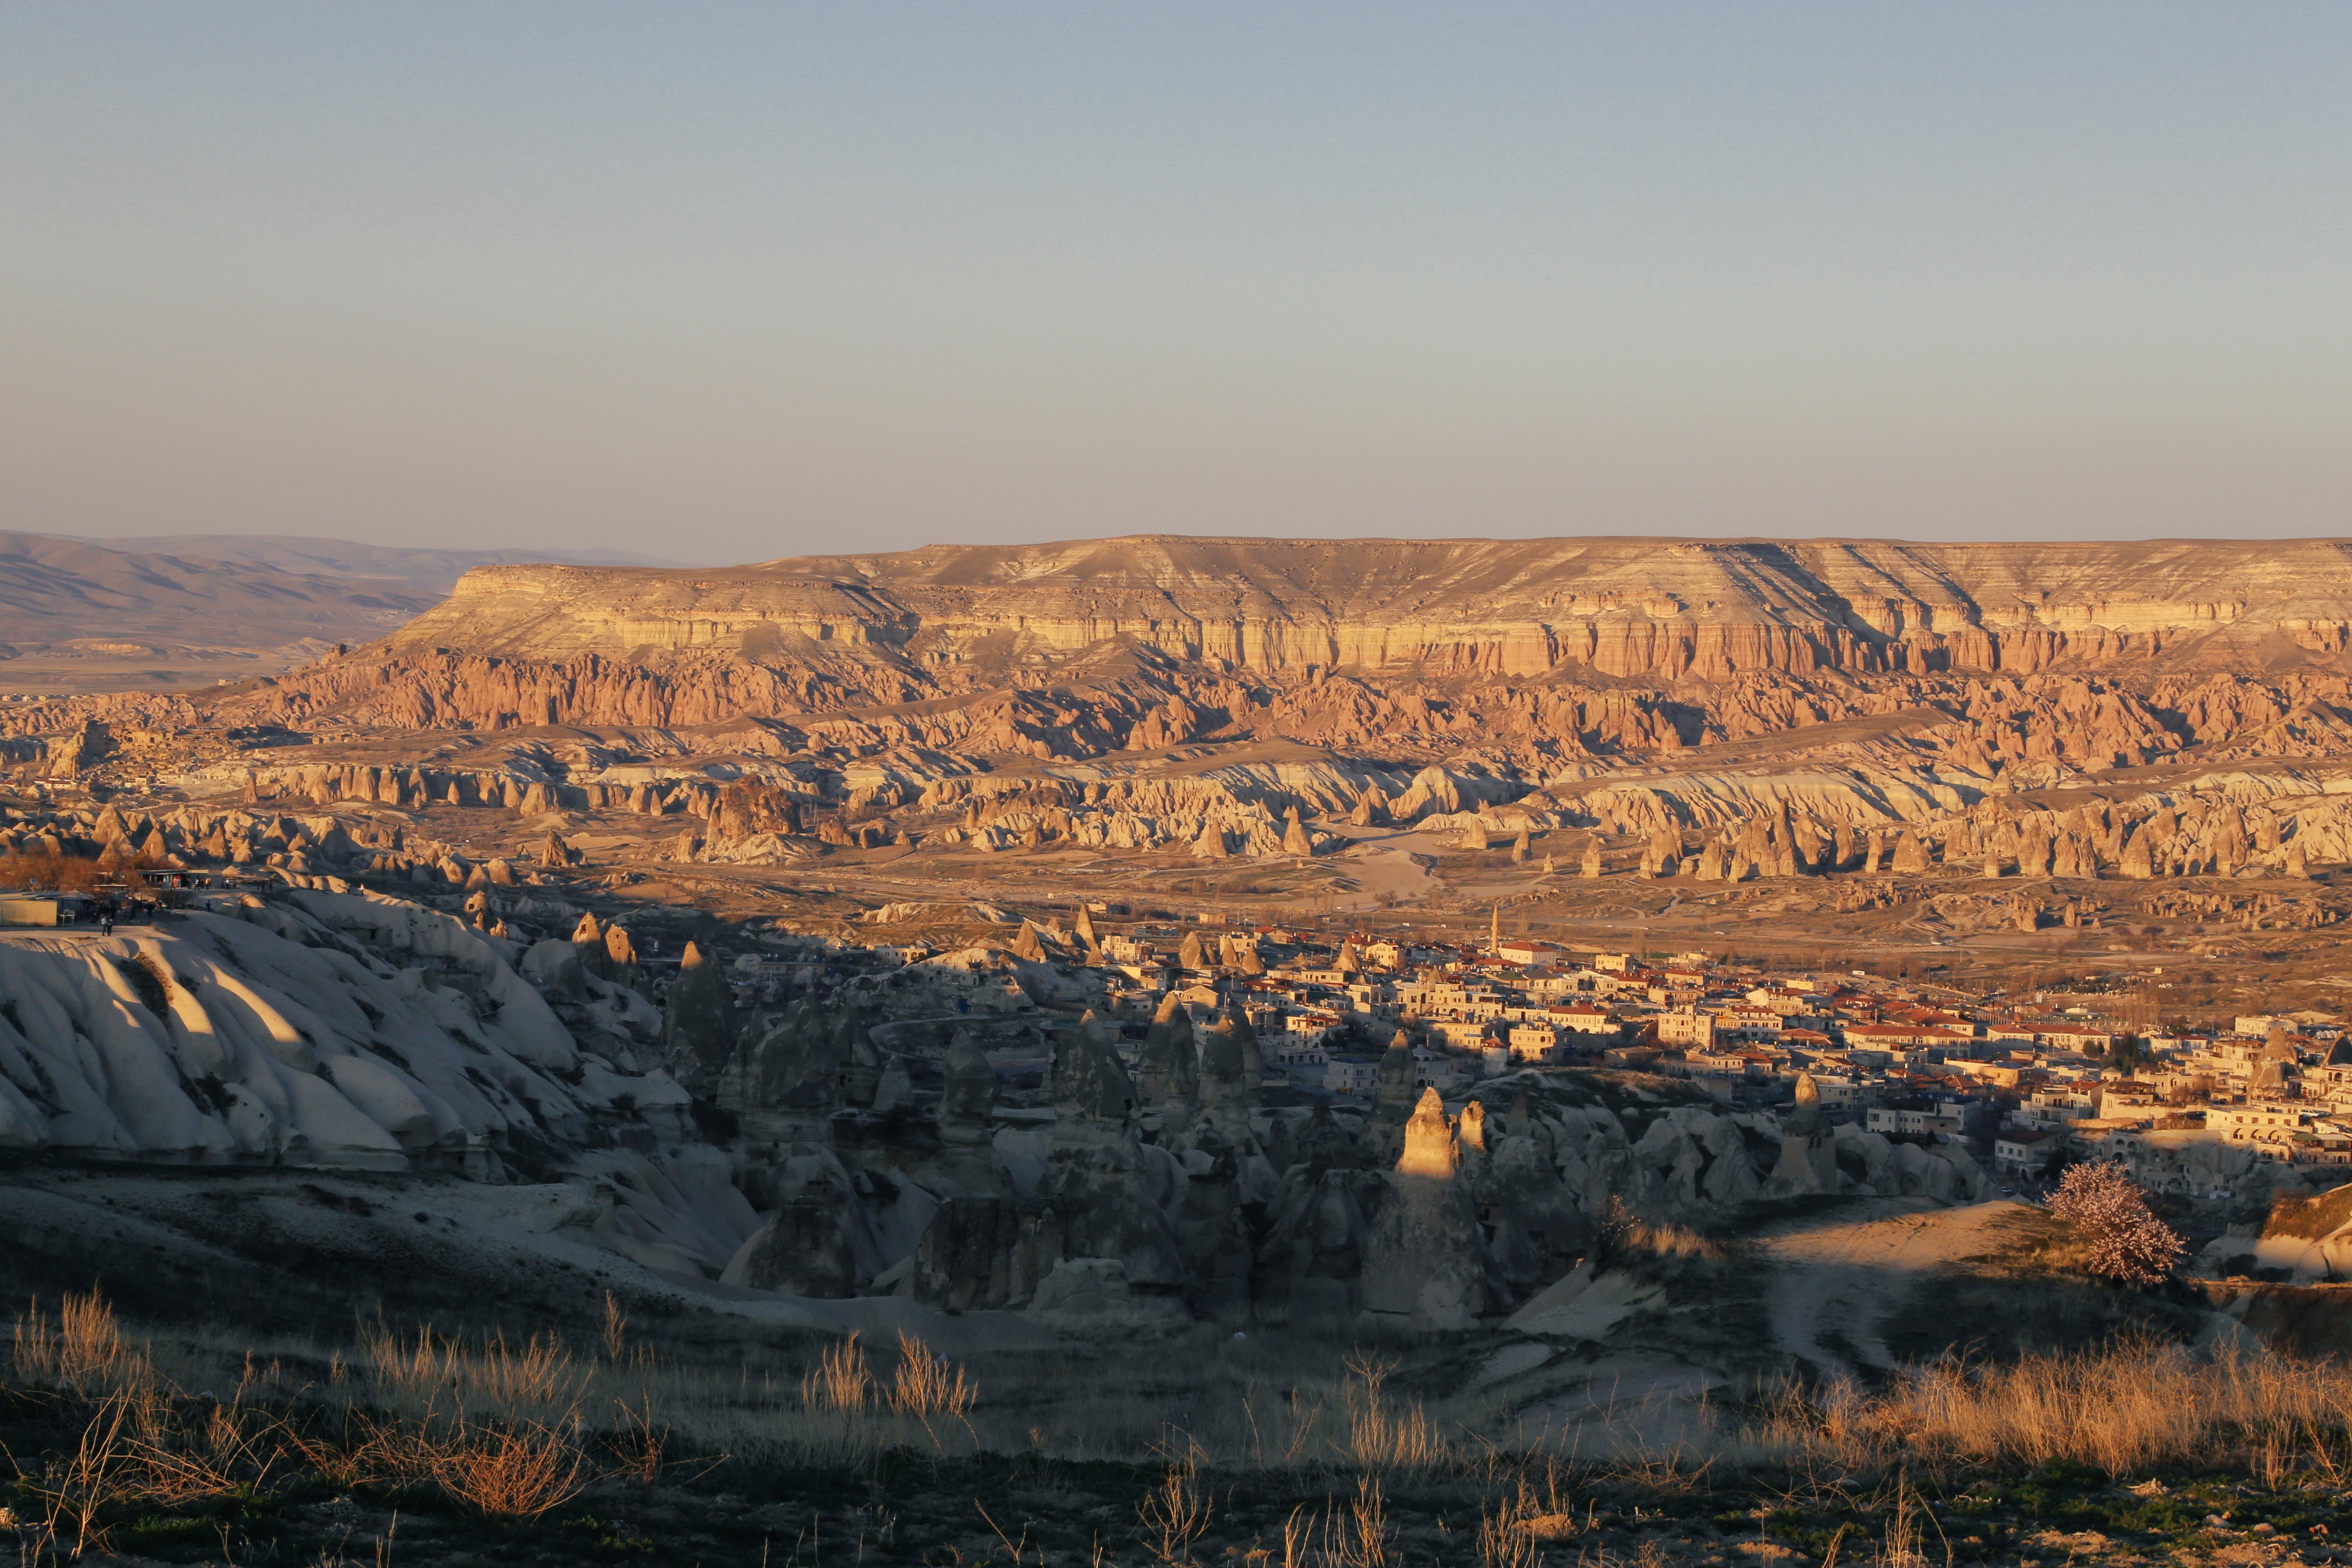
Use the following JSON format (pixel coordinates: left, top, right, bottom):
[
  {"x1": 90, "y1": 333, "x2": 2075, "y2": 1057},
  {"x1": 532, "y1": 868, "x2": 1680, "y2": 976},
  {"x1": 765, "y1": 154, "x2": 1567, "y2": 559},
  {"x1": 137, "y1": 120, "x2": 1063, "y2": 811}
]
[{"x1": 383, "y1": 535, "x2": 2352, "y2": 680}]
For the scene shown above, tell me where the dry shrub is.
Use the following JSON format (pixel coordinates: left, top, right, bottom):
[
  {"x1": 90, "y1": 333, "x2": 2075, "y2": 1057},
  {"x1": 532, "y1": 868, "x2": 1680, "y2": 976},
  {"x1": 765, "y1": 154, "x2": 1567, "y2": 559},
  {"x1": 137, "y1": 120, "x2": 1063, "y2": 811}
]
[
  {"x1": 1136, "y1": 1451, "x2": 1213, "y2": 1564},
  {"x1": 289, "y1": 1408, "x2": 590, "y2": 1517},
  {"x1": 0, "y1": 848, "x2": 106, "y2": 894},
  {"x1": 604, "y1": 1394, "x2": 668, "y2": 1486},
  {"x1": 124, "y1": 1382, "x2": 281, "y2": 1505},
  {"x1": 435, "y1": 1417, "x2": 592, "y2": 1517},
  {"x1": 888, "y1": 1331, "x2": 975, "y2": 1417},
  {"x1": 800, "y1": 1332, "x2": 872, "y2": 1413}
]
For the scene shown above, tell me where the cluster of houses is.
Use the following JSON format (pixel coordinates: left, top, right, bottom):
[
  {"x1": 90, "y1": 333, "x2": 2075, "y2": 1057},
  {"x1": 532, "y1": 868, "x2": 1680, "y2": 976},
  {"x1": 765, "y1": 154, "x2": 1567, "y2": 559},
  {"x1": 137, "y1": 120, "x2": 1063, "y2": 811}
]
[
  {"x1": 727, "y1": 910, "x2": 2349, "y2": 1205},
  {"x1": 1082, "y1": 924, "x2": 2352, "y2": 1198}
]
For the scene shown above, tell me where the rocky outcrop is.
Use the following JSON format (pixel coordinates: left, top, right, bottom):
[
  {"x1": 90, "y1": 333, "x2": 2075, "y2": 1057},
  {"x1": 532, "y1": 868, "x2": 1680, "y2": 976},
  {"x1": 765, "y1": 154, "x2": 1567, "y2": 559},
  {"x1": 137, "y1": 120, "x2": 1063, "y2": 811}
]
[
  {"x1": 0, "y1": 889, "x2": 685, "y2": 1170},
  {"x1": 658, "y1": 940, "x2": 736, "y2": 1095},
  {"x1": 1360, "y1": 1089, "x2": 1492, "y2": 1329},
  {"x1": 1136, "y1": 992, "x2": 1199, "y2": 1113},
  {"x1": 1764, "y1": 1075, "x2": 1838, "y2": 1197}
]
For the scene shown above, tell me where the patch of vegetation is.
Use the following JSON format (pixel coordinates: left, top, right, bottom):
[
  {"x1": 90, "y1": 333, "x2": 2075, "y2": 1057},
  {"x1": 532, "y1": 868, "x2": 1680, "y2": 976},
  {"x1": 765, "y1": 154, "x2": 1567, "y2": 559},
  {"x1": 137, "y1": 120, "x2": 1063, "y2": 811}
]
[
  {"x1": 2262, "y1": 1179, "x2": 2352, "y2": 1240},
  {"x1": 1881, "y1": 1271, "x2": 2211, "y2": 1363},
  {"x1": 12, "y1": 1275, "x2": 2352, "y2": 1565}
]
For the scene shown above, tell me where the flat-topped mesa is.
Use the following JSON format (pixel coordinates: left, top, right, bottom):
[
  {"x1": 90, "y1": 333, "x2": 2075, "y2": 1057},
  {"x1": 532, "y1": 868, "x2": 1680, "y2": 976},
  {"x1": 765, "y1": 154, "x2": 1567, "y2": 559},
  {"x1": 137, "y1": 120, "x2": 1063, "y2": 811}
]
[{"x1": 383, "y1": 535, "x2": 2352, "y2": 681}]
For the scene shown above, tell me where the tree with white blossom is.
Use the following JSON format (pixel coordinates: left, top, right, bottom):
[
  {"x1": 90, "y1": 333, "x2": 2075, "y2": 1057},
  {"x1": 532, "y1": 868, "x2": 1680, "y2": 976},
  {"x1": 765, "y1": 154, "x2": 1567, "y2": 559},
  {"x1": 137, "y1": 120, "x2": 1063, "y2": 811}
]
[{"x1": 2047, "y1": 1162, "x2": 2184, "y2": 1286}]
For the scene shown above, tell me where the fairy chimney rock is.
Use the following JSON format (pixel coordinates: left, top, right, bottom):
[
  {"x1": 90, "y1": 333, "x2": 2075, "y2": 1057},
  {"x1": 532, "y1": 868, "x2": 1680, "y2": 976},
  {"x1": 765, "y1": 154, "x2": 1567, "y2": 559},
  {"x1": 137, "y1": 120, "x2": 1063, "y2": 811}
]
[
  {"x1": 1457, "y1": 1098, "x2": 1488, "y2": 1155},
  {"x1": 1396, "y1": 1088, "x2": 1459, "y2": 1179},
  {"x1": 1011, "y1": 919, "x2": 1048, "y2": 963}
]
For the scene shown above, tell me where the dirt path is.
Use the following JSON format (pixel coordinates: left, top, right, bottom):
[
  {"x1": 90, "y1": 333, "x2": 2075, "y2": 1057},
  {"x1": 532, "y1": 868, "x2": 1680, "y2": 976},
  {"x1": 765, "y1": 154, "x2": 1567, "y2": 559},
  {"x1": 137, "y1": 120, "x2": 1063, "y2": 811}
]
[
  {"x1": 1758, "y1": 1199, "x2": 2024, "y2": 1378},
  {"x1": 1333, "y1": 840, "x2": 1443, "y2": 907}
]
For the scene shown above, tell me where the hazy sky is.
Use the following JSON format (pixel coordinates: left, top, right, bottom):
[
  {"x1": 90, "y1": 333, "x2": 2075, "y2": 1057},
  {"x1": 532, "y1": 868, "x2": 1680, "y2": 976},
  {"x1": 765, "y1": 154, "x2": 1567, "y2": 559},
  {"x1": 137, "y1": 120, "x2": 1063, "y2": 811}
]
[{"x1": 3, "y1": 5, "x2": 2347, "y2": 563}]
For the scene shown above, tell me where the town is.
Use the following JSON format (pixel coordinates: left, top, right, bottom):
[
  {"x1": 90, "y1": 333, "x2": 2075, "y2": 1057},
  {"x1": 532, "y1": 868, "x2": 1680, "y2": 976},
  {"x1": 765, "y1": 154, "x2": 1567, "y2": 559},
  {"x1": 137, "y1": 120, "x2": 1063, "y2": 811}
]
[{"x1": 726, "y1": 900, "x2": 2343, "y2": 1219}]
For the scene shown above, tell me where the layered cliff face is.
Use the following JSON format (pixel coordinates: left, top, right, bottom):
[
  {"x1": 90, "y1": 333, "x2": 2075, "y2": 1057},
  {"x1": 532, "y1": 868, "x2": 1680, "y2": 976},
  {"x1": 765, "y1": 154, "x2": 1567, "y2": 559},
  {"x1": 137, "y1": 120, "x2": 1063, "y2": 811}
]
[{"x1": 385, "y1": 535, "x2": 2352, "y2": 680}]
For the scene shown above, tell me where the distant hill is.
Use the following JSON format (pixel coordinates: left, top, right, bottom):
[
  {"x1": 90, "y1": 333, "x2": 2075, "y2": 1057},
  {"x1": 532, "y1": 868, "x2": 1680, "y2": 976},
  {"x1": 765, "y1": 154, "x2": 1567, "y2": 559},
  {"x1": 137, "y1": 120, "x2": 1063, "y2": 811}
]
[
  {"x1": 0, "y1": 533, "x2": 683, "y2": 695},
  {"x1": 94, "y1": 536, "x2": 683, "y2": 595}
]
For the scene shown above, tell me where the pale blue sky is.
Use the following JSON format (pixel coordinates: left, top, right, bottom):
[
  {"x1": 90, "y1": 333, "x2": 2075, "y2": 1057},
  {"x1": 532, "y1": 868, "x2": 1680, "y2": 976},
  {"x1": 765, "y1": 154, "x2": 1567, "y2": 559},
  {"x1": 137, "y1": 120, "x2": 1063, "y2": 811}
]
[{"x1": 3, "y1": 4, "x2": 2346, "y2": 562}]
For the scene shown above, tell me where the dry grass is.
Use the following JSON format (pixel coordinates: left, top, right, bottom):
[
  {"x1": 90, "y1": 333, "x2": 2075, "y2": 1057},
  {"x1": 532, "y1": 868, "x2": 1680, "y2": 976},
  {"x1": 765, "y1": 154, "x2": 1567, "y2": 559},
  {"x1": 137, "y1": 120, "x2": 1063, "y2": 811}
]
[
  {"x1": 12, "y1": 1291, "x2": 152, "y2": 1394},
  {"x1": 2261, "y1": 1181, "x2": 2352, "y2": 1241},
  {"x1": 1280, "y1": 1476, "x2": 1393, "y2": 1568},
  {"x1": 1875, "y1": 1473, "x2": 1933, "y2": 1568},
  {"x1": 1740, "y1": 1338, "x2": 2352, "y2": 1478},
  {"x1": 601, "y1": 1290, "x2": 628, "y2": 1363},
  {"x1": 21, "y1": 1285, "x2": 2352, "y2": 1565},
  {"x1": 1341, "y1": 1352, "x2": 1451, "y2": 1473},
  {"x1": 604, "y1": 1392, "x2": 670, "y2": 1485},
  {"x1": 18, "y1": 1387, "x2": 138, "y2": 1558},
  {"x1": 8, "y1": 1295, "x2": 599, "y2": 1531},
  {"x1": 1600, "y1": 1197, "x2": 1730, "y2": 1272},
  {"x1": 888, "y1": 1329, "x2": 977, "y2": 1417},
  {"x1": 27, "y1": 1291, "x2": 2343, "y2": 1493},
  {"x1": 6, "y1": 1299, "x2": 293, "y2": 1556},
  {"x1": 361, "y1": 1321, "x2": 586, "y2": 1411},
  {"x1": 799, "y1": 1332, "x2": 873, "y2": 1414},
  {"x1": 1477, "y1": 1474, "x2": 1580, "y2": 1568},
  {"x1": 123, "y1": 1379, "x2": 282, "y2": 1506}
]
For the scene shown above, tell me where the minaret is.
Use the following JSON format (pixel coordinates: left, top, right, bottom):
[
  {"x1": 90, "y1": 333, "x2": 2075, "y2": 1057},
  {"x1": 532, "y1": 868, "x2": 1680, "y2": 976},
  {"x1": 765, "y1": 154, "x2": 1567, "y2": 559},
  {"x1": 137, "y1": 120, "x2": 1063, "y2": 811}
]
[{"x1": 1488, "y1": 903, "x2": 1500, "y2": 957}]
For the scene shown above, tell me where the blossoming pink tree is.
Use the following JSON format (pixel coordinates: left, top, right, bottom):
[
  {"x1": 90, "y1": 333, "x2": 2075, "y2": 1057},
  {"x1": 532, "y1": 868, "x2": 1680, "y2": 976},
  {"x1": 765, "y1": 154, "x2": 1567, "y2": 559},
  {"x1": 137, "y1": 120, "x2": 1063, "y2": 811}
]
[{"x1": 2048, "y1": 1163, "x2": 2185, "y2": 1286}]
